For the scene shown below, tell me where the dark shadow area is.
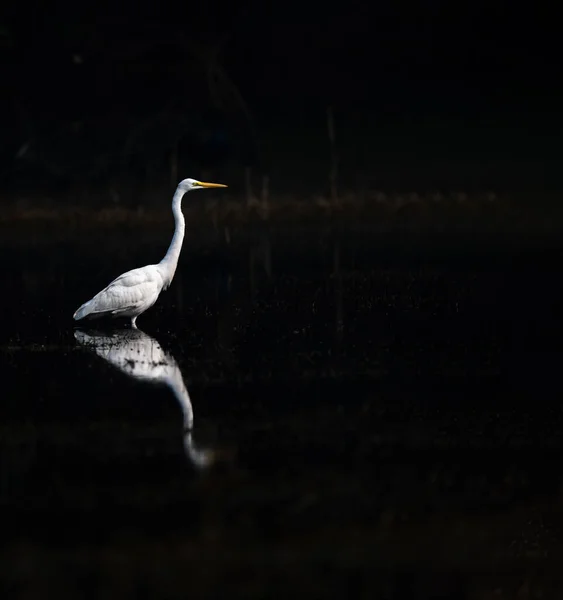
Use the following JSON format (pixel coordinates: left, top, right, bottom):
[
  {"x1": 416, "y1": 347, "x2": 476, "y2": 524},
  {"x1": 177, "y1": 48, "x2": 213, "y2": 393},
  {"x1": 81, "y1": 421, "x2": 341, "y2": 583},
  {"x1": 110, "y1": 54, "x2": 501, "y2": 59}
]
[{"x1": 2, "y1": 3, "x2": 563, "y2": 229}]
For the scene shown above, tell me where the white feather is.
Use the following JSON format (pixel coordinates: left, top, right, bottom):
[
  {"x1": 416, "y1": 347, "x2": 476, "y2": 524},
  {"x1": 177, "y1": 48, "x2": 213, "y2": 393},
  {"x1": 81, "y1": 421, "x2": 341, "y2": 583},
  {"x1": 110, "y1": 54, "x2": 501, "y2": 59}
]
[{"x1": 73, "y1": 178, "x2": 227, "y2": 328}]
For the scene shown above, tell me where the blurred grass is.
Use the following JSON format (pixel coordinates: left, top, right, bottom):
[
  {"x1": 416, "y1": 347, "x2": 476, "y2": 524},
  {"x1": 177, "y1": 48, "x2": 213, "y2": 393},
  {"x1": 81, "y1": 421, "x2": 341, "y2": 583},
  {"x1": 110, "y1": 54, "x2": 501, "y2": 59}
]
[{"x1": 0, "y1": 188, "x2": 561, "y2": 233}]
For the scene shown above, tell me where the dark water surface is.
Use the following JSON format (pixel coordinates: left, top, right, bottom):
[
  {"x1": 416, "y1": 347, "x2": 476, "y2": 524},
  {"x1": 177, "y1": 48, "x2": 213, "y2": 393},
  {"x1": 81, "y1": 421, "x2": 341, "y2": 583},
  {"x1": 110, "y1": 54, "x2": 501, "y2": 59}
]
[{"x1": 2, "y1": 225, "x2": 563, "y2": 598}]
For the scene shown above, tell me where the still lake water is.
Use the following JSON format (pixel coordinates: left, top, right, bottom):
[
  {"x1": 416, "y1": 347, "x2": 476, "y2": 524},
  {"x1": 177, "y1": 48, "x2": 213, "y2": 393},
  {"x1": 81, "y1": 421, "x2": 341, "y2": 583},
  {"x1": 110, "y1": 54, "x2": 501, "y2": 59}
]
[{"x1": 1, "y1": 224, "x2": 563, "y2": 598}]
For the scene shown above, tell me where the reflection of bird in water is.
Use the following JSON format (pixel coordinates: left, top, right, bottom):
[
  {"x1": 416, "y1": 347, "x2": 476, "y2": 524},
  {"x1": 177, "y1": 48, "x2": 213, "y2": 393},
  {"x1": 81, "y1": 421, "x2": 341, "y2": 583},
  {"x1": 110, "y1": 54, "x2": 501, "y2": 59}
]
[
  {"x1": 74, "y1": 328, "x2": 216, "y2": 469},
  {"x1": 73, "y1": 178, "x2": 227, "y2": 328}
]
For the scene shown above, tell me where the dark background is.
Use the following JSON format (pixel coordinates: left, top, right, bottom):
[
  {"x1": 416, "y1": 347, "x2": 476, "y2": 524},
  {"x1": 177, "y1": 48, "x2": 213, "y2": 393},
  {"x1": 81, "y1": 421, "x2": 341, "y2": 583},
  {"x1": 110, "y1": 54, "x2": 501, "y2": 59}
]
[
  {"x1": 2, "y1": 1, "x2": 562, "y2": 199},
  {"x1": 3, "y1": 4, "x2": 563, "y2": 599}
]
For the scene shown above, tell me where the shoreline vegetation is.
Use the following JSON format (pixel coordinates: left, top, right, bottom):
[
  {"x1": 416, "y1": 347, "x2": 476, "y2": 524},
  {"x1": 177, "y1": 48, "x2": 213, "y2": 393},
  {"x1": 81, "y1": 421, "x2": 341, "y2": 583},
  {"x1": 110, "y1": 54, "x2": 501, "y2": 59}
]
[{"x1": 1, "y1": 188, "x2": 562, "y2": 245}]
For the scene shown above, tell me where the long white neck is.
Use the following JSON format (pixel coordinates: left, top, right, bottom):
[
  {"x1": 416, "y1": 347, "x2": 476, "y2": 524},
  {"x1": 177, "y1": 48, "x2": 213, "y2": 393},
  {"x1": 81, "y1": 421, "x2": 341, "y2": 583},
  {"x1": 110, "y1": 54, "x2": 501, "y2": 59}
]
[{"x1": 159, "y1": 187, "x2": 186, "y2": 287}]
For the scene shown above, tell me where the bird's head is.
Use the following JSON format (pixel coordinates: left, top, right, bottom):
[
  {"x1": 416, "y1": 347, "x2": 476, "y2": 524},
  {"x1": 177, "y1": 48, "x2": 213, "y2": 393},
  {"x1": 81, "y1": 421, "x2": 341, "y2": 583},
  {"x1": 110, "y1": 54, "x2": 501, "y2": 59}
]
[{"x1": 178, "y1": 178, "x2": 228, "y2": 192}]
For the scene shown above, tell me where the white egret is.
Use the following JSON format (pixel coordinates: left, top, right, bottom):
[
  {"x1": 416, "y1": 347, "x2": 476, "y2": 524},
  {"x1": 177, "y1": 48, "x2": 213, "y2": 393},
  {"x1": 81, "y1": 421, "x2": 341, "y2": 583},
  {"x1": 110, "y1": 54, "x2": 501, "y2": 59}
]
[{"x1": 73, "y1": 178, "x2": 227, "y2": 328}]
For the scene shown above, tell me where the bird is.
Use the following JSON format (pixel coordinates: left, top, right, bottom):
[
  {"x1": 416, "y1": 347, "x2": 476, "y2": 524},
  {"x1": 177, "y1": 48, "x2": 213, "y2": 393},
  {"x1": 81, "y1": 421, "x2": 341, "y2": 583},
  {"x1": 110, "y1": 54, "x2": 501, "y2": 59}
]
[{"x1": 73, "y1": 178, "x2": 227, "y2": 328}]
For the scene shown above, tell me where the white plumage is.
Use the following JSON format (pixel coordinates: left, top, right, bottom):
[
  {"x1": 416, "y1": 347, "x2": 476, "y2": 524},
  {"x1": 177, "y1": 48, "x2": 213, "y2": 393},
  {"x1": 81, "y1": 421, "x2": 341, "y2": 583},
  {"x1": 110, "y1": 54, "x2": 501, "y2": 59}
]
[{"x1": 73, "y1": 178, "x2": 227, "y2": 328}]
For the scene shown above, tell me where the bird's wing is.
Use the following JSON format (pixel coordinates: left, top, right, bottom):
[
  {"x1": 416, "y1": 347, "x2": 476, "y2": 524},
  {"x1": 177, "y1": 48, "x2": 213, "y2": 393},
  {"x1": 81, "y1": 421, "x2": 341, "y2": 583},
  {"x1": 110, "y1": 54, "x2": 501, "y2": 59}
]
[
  {"x1": 85, "y1": 267, "x2": 161, "y2": 316},
  {"x1": 105, "y1": 267, "x2": 154, "y2": 289}
]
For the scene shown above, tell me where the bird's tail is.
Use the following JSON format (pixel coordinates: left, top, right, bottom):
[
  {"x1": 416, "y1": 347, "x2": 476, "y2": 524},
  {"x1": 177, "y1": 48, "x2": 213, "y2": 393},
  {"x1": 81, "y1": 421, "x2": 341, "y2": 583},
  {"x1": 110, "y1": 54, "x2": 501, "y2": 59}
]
[{"x1": 73, "y1": 302, "x2": 91, "y2": 321}]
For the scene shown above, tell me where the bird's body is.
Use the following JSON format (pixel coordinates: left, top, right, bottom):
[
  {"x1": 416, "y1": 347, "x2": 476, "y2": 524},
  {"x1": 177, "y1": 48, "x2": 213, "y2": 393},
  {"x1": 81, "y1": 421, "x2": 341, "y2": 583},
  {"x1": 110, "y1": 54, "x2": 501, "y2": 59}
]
[
  {"x1": 73, "y1": 178, "x2": 227, "y2": 328},
  {"x1": 73, "y1": 265, "x2": 164, "y2": 327}
]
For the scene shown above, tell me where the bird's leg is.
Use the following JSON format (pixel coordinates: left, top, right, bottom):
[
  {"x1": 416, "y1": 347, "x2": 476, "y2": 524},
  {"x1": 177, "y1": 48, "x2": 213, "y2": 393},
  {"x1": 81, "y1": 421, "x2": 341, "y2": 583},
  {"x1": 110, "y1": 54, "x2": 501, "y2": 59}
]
[{"x1": 131, "y1": 316, "x2": 138, "y2": 329}]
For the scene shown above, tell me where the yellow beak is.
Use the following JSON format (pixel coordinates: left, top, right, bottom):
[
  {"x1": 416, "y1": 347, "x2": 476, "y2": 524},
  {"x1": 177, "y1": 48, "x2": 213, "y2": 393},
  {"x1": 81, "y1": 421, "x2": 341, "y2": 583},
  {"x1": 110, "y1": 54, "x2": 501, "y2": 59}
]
[{"x1": 196, "y1": 181, "x2": 228, "y2": 188}]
